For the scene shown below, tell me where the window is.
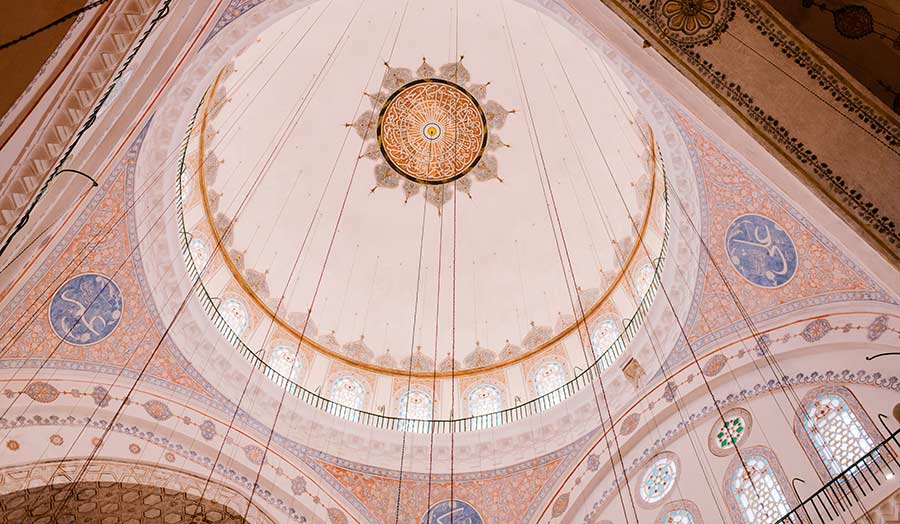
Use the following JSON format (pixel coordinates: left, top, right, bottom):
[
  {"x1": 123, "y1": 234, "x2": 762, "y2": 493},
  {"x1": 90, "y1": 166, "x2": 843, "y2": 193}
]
[
  {"x1": 657, "y1": 501, "x2": 702, "y2": 524},
  {"x1": 727, "y1": 451, "x2": 791, "y2": 524},
  {"x1": 268, "y1": 345, "x2": 303, "y2": 382},
  {"x1": 188, "y1": 238, "x2": 210, "y2": 272},
  {"x1": 661, "y1": 509, "x2": 694, "y2": 524},
  {"x1": 399, "y1": 389, "x2": 433, "y2": 433},
  {"x1": 329, "y1": 376, "x2": 366, "y2": 421},
  {"x1": 590, "y1": 319, "x2": 620, "y2": 361},
  {"x1": 802, "y1": 389, "x2": 875, "y2": 476},
  {"x1": 534, "y1": 361, "x2": 566, "y2": 396},
  {"x1": 639, "y1": 454, "x2": 678, "y2": 505},
  {"x1": 635, "y1": 262, "x2": 656, "y2": 298},
  {"x1": 709, "y1": 408, "x2": 752, "y2": 457},
  {"x1": 467, "y1": 384, "x2": 503, "y2": 429},
  {"x1": 220, "y1": 298, "x2": 249, "y2": 336}
]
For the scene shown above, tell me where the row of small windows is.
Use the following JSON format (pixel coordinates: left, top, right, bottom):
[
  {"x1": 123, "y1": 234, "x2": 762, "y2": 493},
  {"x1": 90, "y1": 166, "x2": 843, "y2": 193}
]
[{"x1": 630, "y1": 386, "x2": 877, "y2": 524}]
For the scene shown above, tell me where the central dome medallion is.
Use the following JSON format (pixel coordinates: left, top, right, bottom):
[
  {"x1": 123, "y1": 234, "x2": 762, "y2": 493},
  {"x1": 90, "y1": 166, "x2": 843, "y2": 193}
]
[{"x1": 377, "y1": 79, "x2": 488, "y2": 185}]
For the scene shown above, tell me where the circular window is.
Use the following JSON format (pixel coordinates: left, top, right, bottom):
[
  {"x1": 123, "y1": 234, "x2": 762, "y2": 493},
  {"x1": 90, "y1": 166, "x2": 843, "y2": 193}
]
[
  {"x1": 709, "y1": 408, "x2": 752, "y2": 457},
  {"x1": 639, "y1": 454, "x2": 678, "y2": 506}
]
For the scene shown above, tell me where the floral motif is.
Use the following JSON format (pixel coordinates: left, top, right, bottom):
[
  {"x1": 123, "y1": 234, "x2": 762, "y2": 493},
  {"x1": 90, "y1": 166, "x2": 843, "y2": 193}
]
[
  {"x1": 657, "y1": 0, "x2": 734, "y2": 45},
  {"x1": 833, "y1": 5, "x2": 873, "y2": 39},
  {"x1": 91, "y1": 386, "x2": 110, "y2": 407},
  {"x1": 327, "y1": 508, "x2": 347, "y2": 524},
  {"x1": 620, "y1": 413, "x2": 641, "y2": 435},
  {"x1": 243, "y1": 444, "x2": 265, "y2": 465},
  {"x1": 24, "y1": 382, "x2": 60, "y2": 403},
  {"x1": 49, "y1": 434, "x2": 64, "y2": 446},
  {"x1": 702, "y1": 354, "x2": 728, "y2": 377},
  {"x1": 551, "y1": 493, "x2": 570, "y2": 517},
  {"x1": 200, "y1": 420, "x2": 217, "y2": 440},
  {"x1": 142, "y1": 400, "x2": 172, "y2": 421},
  {"x1": 291, "y1": 475, "x2": 307, "y2": 496},
  {"x1": 587, "y1": 454, "x2": 602, "y2": 471},
  {"x1": 708, "y1": 408, "x2": 752, "y2": 457},
  {"x1": 6, "y1": 440, "x2": 19, "y2": 451},
  {"x1": 129, "y1": 443, "x2": 141, "y2": 454},
  {"x1": 866, "y1": 315, "x2": 888, "y2": 341},
  {"x1": 801, "y1": 319, "x2": 832, "y2": 343}
]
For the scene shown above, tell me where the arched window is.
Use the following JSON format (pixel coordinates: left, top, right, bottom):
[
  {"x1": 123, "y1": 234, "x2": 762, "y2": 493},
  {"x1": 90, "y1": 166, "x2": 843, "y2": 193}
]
[
  {"x1": 657, "y1": 500, "x2": 702, "y2": 524},
  {"x1": 590, "y1": 319, "x2": 619, "y2": 361},
  {"x1": 534, "y1": 361, "x2": 566, "y2": 397},
  {"x1": 268, "y1": 345, "x2": 303, "y2": 383},
  {"x1": 220, "y1": 298, "x2": 249, "y2": 336},
  {"x1": 188, "y1": 238, "x2": 210, "y2": 272},
  {"x1": 725, "y1": 447, "x2": 795, "y2": 524},
  {"x1": 467, "y1": 384, "x2": 503, "y2": 429},
  {"x1": 399, "y1": 388, "x2": 433, "y2": 433},
  {"x1": 661, "y1": 509, "x2": 694, "y2": 524},
  {"x1": 635, "y1": 262, "x2": 655, "y2": 298},
  {"x1": 796, "y1": 385, "x2": 877, "y2": 478},
  {"x1": 329, "y1": 376, "x2": 366, "y2": 421}
]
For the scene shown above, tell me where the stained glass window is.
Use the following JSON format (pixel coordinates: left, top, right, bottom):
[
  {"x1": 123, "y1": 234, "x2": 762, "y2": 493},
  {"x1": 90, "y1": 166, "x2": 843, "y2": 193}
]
[
  {"x1": 220, "y1": 298, "x2": 249, "y2": 336},
  {"x1": 590, "y1": 319, "x2": 619, "y2": 361},
  {"x1": 399, "y1": 389, "x2": 433, "y2": 433},
  {"x1": 268, "y1": 345, "x2": 302, "y2": 382},
  {"x1": 640, "y1": 455, "x2": 678, "y2": 504},
  {"x1": 534, "y1": 362, "x2": 566, "y2": 396},
  {"x1": 468, "y1": 384, "x2": 503, "y2": 429},
  {"x1": 660, "y1": 509, "x2": 694, "y2": 524},
  {"x1": 635, "y1": 262, "x2": 656, "y2": 298},
  {"x1": 715, "y1": 413, "x2": 748, "y2": 452},
  {"x1": 730, "y1": 455, "x2": 790, "y2": 524},
  {"x1": 329, "y1": 376, "x2": 366, "y2": 421},
  {"x1": 803, "y1": 392, "x2": 875, "y2": 475},
  {"x1": 188, "y1": 238, "x2": 210, "y2": 272}
]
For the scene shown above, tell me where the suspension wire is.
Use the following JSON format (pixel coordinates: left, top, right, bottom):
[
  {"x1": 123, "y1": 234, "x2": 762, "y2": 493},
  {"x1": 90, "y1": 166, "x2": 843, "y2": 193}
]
[
  {"x1": 394, "y1": 193, "x2": 430, "y2": 524},
  {"x1": 232, "y1": 2, "x2": 429, "y2": 520},
  {"x1": 0, "y1": 0, "x2": 111, "y2": 51},
  {"x1": 192, "y1": 0, "x2": 376, "y2": 516},
  {"x1": 0, "y1": 20, "x2": 331, "y2": 451},
  {"x1": 43, "y1": 59, "x2": 305, "y2": 518},
  {"x1": 4, "y1": 1, "x2": 332, "y2": 510},
  {"x1": 589, "y1": 48, "x2": 843, "y2": 490},
  {"x1": 0, "y1": 4, "x2": 319, "y2": 366},
  {"x1": 424, "y1": 201, "x2": 445, "y2": 519},
  {"x1": 535, "y1": 22, "x2": 729, "y2": 522},
  {"x1": 497, "y1": 1, "x2": 639, "y2": 521}
]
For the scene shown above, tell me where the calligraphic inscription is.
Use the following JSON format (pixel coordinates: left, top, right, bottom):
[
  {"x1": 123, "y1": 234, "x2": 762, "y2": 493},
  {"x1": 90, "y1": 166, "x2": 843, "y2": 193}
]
[
  {"x1": 49, "y1": 273, "x2": 123, "y2": 345},
  {"x1": 725, "y1": 214, "x2": 797, "y2": 288},
  {"x1": 423, "y1": 500, "x2": 483, "y2": 524},
  {"x1": 378, "y1": 79, "x2": 487, "y2": 185}
]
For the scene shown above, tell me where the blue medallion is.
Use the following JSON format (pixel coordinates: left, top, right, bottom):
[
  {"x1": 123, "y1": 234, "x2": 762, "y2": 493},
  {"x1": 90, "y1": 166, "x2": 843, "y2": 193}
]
[
  {"x1": 725, "y1": 214, "x2": 797, "y2": 288},
  {"x1": 423, "y1": 500, "x2": 483, "y2": 524},
  {"x1": 49, "y1": 273, "x2": 123, "y2": 345}
]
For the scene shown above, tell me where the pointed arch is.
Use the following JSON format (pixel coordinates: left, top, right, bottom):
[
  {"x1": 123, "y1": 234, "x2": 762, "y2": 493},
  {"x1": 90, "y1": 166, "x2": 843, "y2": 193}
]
[{"x1": 657, "y1": 500, "x2": 703, "y2": 524}]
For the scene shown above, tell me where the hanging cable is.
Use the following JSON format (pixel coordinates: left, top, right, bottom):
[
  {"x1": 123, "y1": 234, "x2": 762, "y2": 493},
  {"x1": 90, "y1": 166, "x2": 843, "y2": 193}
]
[{"x1": 0, "y1": 0, "x2": 111, "y2": 51}]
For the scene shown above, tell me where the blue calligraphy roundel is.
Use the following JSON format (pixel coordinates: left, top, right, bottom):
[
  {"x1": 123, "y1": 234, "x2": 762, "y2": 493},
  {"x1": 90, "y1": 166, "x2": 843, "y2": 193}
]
[
  {"x1": 49, "y1": 273, "x2": 123, "y2": 345},
  {"x1": 423, "y1": 499, "x2": 483, "y2": 524},
  {"x1": 725, "y1": 214, "x2": 797, "y2": 288}
]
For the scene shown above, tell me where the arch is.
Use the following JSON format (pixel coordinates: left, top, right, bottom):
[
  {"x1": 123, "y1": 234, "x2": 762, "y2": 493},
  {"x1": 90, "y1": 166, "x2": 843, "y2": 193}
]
[
  {"x1": 397, "y1": 387, "x2": 434, "y2": 433},
  {"x1": 589, "y1": 318, "x2": 620, "y2": 362},
  {"x1": 219, "y1": 296, "x2": 250, "y2": 337},
  {"x1": 329, "y1": 375, "x2": 367, "y2": 421},
  {"x1": 723, "y1": 446, "x2": 797, "y2": 524},
  {"x1": 0, "y1": 459, "x2": 275, "y2": 523},
  {"x1": 793, "y1": 385, "x2": 880, "y2": 480},
  {"x1": 634, "y1": 261, "x2": 656, "y2": 298},
  {"x1": 267, "y1": 344, "x2": 304, "y2": 383},
  {"x1": 532, "y1": 360, "x2": 567, "y2": 397},
  {"x1": 657, "y1": 500, "x2": 703, "y2": 524},
  {"x1": 466, "y1": 383, "x2": 505, "y2": 429}
]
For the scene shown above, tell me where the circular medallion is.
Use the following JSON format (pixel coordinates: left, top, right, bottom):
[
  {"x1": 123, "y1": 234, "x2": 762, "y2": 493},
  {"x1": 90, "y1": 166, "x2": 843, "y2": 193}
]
[
  {"x1": 49, "y1": 273, "x2": 123, "y2": 345},
  {"x1": 725, "y1": 214, "x2": 797, "y2": 288},
  {"x1": 378, "y1": 79, "x2": 487, "y2": 185},
  {"x1": 708, "y1": 407, "x2": 752, "y2": 457},
  {"x1": 423, "y1": 500, "x2": 483, "y2": 524}
]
